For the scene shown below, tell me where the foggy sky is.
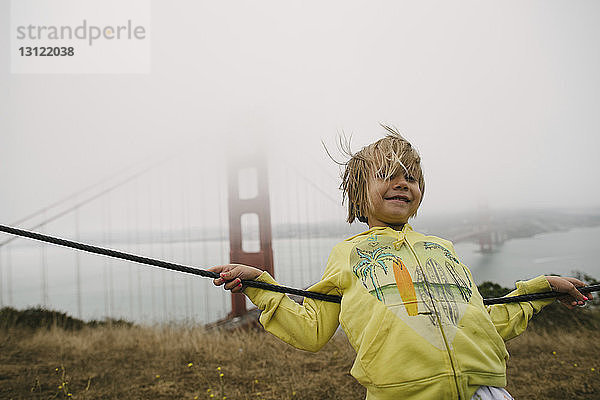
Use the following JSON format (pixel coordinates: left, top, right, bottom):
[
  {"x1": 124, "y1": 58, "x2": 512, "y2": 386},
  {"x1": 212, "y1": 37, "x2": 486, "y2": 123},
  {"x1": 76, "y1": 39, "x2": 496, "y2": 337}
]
[{"x1": 1, "y1": 0, "x2": 600, "y2": 228}]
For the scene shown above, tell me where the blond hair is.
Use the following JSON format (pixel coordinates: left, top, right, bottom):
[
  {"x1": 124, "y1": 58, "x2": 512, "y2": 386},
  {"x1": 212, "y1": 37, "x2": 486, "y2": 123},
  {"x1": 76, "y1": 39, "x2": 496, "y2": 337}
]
[{"x1": 335, "y1": 125, "x2": 425, "y2": 224}]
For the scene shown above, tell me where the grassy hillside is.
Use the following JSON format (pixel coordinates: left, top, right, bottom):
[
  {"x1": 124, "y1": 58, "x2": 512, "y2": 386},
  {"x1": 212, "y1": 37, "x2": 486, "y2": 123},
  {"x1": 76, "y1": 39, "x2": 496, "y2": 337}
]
[{"x1": 0, "y1": 307, "x2": 599, "y2": 399}]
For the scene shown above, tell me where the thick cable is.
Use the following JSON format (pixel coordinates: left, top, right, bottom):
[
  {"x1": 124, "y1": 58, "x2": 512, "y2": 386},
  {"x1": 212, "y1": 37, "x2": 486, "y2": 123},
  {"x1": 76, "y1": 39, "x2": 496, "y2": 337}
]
[
  {"x1": 483, "y1": 285, "x2": 600, "y2": 305},
  {"x1": 0, "y1": 224, "x2": 341, "y2": 303},
  {"x1": 1, "y1": 224, "x2": 599, "y2": 306}
]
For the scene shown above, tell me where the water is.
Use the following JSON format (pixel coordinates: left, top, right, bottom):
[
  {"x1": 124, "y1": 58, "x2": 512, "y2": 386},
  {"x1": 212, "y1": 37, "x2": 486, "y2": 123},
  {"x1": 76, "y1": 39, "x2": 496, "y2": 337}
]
[
  {"x1": 1, "y1": 226, "x2": 599, "y2": 324},
  {"x1": 0, "y1": 239, "x2": 233, "y2": 325},
  {"x1": 0, "y1": 236, "x2": 342, "y2": 325},
  {"x1": 454, "y1": 226, "x2": 600, "y2": 287}
]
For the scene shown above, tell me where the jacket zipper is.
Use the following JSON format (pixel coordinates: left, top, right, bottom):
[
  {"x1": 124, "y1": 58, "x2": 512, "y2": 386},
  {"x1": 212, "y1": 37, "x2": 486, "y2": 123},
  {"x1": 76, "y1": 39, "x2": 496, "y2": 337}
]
[{"x1": 399, "y1": 228, "x2": 464, "y2": 400}]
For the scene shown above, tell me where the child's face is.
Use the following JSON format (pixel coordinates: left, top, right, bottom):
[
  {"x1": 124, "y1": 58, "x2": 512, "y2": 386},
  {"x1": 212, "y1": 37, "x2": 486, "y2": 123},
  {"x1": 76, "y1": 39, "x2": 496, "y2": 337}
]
[{"x1": 365, "y1": 171, "x2": 422, "y2": 230}]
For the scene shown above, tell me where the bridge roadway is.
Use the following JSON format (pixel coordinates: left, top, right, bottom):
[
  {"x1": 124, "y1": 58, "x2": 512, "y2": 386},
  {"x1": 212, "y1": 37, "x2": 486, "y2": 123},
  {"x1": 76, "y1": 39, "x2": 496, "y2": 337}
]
[{"x1": 447, "y1": 227, "x2": 507, "y2": 253}]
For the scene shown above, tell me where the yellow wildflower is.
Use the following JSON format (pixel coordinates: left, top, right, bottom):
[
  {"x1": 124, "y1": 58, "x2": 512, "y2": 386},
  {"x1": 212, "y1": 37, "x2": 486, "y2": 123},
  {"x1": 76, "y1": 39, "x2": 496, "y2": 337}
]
[
  {"x1": 187, "y1": 362, "x2": 193, "y2": 368},
  {"x1": 219, "y1": 373, "x2": 224, "y2": 378},
  {"x1": 155, "y1": 374, "x2": 160, "y2": 378},
  {"x1": 574, "y1": 363, "x2": 578, "y2": 367},
  {"x1": 217, "y1": 367, "x2": 222, "y2": 371},
  {"x1": 552, "y1": 351, "x2": 556, "y2": 355}
]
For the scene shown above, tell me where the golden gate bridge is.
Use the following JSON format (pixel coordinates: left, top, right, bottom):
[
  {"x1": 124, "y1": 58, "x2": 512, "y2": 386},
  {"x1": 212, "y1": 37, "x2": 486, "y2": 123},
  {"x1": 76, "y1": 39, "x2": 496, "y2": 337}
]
[{"x1": 0, "y1": 149, "x2": 501, "y2": 325}]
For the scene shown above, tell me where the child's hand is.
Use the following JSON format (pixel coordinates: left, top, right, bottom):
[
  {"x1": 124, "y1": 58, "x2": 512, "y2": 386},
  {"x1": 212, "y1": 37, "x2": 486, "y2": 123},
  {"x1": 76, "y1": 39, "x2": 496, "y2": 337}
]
[
  {"x1": 209, "y1": 264, "x2": 263, "y2": 293},
  {"x1": 545, "y1": 276, "x2": 592, "y2": 309}
]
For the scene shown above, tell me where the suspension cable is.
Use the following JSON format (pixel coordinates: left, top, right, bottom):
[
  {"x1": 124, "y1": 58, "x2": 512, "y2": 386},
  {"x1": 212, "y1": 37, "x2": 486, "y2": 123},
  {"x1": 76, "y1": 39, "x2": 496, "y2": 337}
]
[{"x1": 0, "y1": 224, "x2": 598, "y2": 306}]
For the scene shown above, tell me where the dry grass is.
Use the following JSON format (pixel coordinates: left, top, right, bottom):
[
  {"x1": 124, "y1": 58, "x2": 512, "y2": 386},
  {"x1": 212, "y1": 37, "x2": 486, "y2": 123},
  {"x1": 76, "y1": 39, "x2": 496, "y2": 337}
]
[
  {"x1": 505, "y1": 329, "x2": 600, "y2": 399},
  {"x1": 0, "y1": 324, "x2": 599, "y2": 399},
  {"x1": 0, "y1": 325, "x2": 363, "y2": 400}
]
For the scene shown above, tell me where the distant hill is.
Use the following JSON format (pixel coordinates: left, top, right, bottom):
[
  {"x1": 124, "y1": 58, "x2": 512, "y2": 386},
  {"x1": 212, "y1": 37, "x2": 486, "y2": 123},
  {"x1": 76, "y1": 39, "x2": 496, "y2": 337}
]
[{"x1": 9, "y1": 207, "x2": 599, "y2": 247}]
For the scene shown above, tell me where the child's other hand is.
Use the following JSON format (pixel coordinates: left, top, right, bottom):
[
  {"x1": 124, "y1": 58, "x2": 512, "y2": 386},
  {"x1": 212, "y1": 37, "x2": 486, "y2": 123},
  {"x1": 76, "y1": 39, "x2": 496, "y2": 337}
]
[
  {"x1": 209, "y1": 264, "x2": 263, "y2": 293},
  {"x1": 545, "y1": 276, "x2": 592, "y2": 309}
]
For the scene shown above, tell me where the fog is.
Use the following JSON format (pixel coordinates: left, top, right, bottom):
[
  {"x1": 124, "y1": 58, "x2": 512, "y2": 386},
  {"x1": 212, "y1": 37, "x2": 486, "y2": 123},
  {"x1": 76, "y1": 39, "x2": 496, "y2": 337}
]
[{"x1": 2, "y1": 0, "x2": 600, "y2": 227}]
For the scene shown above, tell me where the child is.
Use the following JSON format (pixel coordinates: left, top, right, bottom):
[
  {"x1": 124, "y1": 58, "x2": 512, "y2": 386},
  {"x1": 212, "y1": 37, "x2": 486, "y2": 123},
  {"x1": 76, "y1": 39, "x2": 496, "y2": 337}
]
[{"x1": 210, "y1": 126, "x2": 590, "y2": 400}]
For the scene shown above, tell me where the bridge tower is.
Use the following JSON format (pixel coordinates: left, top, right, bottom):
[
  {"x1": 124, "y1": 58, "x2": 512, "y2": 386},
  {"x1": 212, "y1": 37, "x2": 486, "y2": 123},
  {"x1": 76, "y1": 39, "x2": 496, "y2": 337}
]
[{"x1": 227, "y1": 153, "x2": 274, "y2": 318}]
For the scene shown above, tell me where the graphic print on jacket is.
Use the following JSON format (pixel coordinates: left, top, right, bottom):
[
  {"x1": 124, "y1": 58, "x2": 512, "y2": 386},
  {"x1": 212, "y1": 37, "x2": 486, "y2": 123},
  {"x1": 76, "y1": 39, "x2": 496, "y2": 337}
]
[{"x1": 351, "y1": 234, "x2": 474, "y2": 350}]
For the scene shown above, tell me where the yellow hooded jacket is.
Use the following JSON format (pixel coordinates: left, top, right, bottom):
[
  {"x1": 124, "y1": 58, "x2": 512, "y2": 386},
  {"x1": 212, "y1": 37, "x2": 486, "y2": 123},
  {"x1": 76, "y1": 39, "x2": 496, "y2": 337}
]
[{"x1": 244, "y1": 224, "x2": 554, "y2": 400}]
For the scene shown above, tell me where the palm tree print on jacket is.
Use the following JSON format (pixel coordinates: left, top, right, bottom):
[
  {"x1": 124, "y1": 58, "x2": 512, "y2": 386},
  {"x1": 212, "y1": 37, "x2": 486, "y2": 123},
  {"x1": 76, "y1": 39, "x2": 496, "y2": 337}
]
[{"x1": 353, "y1": 247, "x2": 396, "y2": 301}]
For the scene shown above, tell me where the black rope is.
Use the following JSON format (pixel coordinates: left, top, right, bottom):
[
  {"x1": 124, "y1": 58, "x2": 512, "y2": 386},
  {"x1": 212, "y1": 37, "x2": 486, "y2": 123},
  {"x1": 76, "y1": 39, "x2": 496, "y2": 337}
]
[
  {"x1": 0, "y1": 224, "x2": 341, "y2": 303},
  {"x1": 483, "y1": 284, "x2": 600, "y2": 305},
  {"x1": 1, "y1": 224, "x2": 598, "y2": 306}
]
